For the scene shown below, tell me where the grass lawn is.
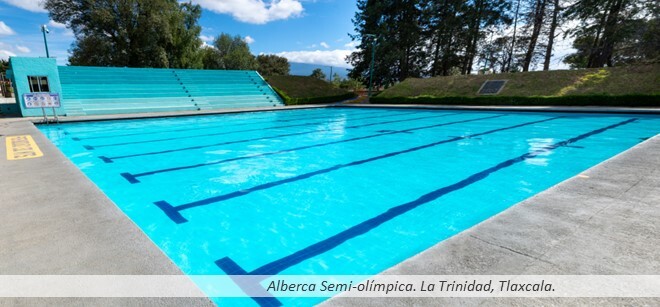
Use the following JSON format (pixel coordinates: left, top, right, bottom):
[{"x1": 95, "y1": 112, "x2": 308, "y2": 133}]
[
  {"x1": 378, "y1": 65, "x2": 660, "y2": 98},
  {"x1": 266, "y1": 75, "x2": 351, "y2": 98},
  {"x1": 265, "y1": 75, "x2": 355, "y2": 105}
]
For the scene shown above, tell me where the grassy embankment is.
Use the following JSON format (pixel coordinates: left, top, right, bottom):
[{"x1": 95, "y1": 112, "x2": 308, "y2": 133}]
[
  {"x1": 266, "y1": 75, "x2": 356, "y2": 105},
  {"x1": 373, "y1": 65, "x2": 659, "y2": 107}
]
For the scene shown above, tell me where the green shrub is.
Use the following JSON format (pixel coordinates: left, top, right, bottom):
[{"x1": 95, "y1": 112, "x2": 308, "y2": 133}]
[{"x1": 273, "y1": 86, "x2": 356, "y2": 105}]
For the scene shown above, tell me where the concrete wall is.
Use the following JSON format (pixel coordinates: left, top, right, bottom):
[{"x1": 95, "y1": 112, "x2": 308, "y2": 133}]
[{"x1": 8, "y1": 57, "x2": 65, "y2": 117}]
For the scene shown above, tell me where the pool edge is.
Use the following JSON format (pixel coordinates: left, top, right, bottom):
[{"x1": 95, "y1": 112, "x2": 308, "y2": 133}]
[
  {"x1": 22, "y1": 103, "x2": 660, "y2": 125},
  {"x1": 338, "y1": 103, "x2": 660, "y2": 115}
]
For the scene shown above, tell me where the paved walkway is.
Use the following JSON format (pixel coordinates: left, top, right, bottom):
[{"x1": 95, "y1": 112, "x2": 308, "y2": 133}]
[
  {"x1": 0, "y1": 118, "x2": 213, "y2": 306},
  {"x1": 324, "y1": 135, "x2": 659, "y2": 306}
]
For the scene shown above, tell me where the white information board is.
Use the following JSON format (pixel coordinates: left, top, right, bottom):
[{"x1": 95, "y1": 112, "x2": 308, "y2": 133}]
[{"x1": 23, "y1": 93, "x2": 61, "y2": 108}]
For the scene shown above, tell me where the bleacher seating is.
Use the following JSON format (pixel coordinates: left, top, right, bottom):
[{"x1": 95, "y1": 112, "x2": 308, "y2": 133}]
[{"x1": 57, "y1": 66, "x2": 283, "y2": 116}]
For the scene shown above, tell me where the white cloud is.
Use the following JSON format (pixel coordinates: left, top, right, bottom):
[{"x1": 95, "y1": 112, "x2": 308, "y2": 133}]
[
  {"x1": 199, "y1": 35, "x2": 214, "y2": 42},
  {"x1": 0, "y1": 21, "x2": 16, "y2": 35},
  {"x1": 15, "y1": 45, "x2": 30, "y2": 53},
  {"x1": 0, "y1": 0, "x2": 47, "y2": 13},
  {"x1": 193, "y1": 0, "x2": 303, "y2": 24},
  {"x1": 244, "y1": 35, "x2": 255, "y2": 44},
  {"x1": 320, "y1": 41, "x2": 329, "y2": 48},
  {"x1": 0, "y1": 49, "x2": 17, "y2": 60},
  {"x1": 47, "y1": 20, "x2": 67, "y2": 29},
  {"x1": 344, "y1": 41, "x2": 358, "y2": 48},
  {"x1": 276, "y1": 49, "x2": 355, "y2": 68}
]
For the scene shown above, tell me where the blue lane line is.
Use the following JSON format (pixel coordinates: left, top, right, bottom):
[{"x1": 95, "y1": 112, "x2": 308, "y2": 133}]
[
  {"x1": 122, "y1": 114, "x2": 504, "y2": 183},
  {"x1": 99, "y1": 112, "x2": 460, "y2": 163},
  {"x1": 154, "y1": 116, "x2": 563, "y2": 224},
  {"x1": 212, "y1": 262, "x2": 283, "y2": 307},
  {"x1": 69, "y1": 109, "x2": 386, "y2": 141},
  {"x1": 86, "y1": 110, "x2": 419, "y2": 149},
  {"x1": 213, "y1": 118, "x2": 637, "y2": 306}
]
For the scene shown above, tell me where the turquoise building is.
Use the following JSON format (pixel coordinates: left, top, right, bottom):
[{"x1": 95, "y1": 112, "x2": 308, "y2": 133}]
[{"x1": 4, "y1": 57, "x2": 283, "y2": 117}]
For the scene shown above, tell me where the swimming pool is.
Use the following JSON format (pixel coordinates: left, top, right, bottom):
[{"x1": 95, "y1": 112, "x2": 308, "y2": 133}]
[{"x1": 39, "y1": 107, "x2": 659, "y2": 305}]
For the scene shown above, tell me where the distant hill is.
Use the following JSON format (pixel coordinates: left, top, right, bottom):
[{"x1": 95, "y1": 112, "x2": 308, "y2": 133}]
[{"x1": 289, "y1": 62, "x2": 351, "y2": 80}]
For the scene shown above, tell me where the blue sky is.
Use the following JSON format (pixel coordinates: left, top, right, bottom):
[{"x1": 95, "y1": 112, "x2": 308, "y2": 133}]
[
  {"x1": 0, "y1": 0, "x2": 574, "y2": 70},
  {"x1": 0, "y1": 0, "x2": 359, "y2": 67}
]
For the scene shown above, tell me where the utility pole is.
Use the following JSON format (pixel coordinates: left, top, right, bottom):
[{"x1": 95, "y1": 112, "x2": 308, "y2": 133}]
[
  {"x1": 365, "y1": 34, "x2": 377, "y2": 97},
  {"x1": 41, "y1": 25, "x2": 50, "y2": 58}
]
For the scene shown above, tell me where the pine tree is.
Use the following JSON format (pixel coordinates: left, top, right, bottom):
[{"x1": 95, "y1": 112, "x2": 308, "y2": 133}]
[
  {"x1": 522, "y1": 0, "x2": 548, "y2": 71},
  {"x1": 347, "y1": 0, "x2": 427, "y2": 86},
  {"x1": 564, "y1": 0, "x2": 654, "y2": 67}
]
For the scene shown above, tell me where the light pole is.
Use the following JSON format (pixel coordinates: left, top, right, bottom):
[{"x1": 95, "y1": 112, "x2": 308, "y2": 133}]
[
  {"x1": 41, "y1": 25, "x2": 50, "y2": 58},
  {"x1": 507, "y1": 0, "x2": 521, "y2": 72},
  {"x1": 364, "y1": 34, "x2": 377, "y2": 97}
]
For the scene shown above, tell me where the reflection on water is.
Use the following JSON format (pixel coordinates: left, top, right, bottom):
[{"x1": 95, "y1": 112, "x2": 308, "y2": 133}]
[{"x1": 525, "y1": 138, "x2": 555, "y2": 166}]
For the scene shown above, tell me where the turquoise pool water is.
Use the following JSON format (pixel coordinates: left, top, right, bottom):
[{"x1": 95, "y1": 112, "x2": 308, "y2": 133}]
[{"x1": 39, "y1": 107, "x2": 659, "y2": 305}]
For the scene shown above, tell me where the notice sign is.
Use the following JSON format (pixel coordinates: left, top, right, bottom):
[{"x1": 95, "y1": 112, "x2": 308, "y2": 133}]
[
  {"x1": 5, "y1": 135, "x2": 43, "y2": 160},
  {"x1": 23, "y1": 93, "x2": 61, "y2": 108}
]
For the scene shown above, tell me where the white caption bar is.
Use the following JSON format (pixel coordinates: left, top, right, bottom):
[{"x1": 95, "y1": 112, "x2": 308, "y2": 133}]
[{"x1": 0, "y1": 275, "x2": 658, "y2": 298}]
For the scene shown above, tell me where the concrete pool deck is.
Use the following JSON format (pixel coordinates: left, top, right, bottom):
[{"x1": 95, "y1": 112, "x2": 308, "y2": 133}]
[
  {"x1": 0, "y1": 118, "x2": 213, "y2": 306},
  {"x1": 1, "y1": 106, "x2": 658, "y2": 306}
]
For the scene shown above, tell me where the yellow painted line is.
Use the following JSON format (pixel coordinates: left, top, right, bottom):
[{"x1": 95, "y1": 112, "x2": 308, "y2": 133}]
[{"x1": 5, "y1": 135, "x2": 43, "y2": 160}]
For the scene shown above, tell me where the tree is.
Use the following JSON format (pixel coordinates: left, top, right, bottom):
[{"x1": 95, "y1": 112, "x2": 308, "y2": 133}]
[
  {"x1": 331, "y1": 73, "x2": 343, "y2": 87},
  {"x1": 45, "y1": 0, "x2": 203, "y2": 68},
  {"x1": 564, "y1": 34, "x2": 595, "y2": 68},
  {"x1": 348, "y1": 0, "x2": 511, "y2": 83},
  {"x1": 204, "y1": 33, "x2": 258, "y2": 70},
  {"x1": 630, "y1": 16, "x2": 659, "y2": 63},
  {"x1": 522, "y1": 0, "x2": 548, "y2": 71},
  {"x1": 461, "y1": 0, "x2": 511, "y2": 74},
  {"x1": 543, "y1": 0, "x2": 562, "y2": 70},
  {"x1": 0, "y1": 59, "x2": 9, "y2": 74},
  {"x1": 564, "y1": 0, "x2": 654, "y2": 68},
  {"x1": 257, "y1": 55, "x2": 290, "y2": 76},
  {"x1": 347, "y1": 0, "x2": 427, "y2": 87},
  {"x1": 339, "y1": 78, "x2": 364, "y2": 91},
  {"x1": 200, "y1": 46, "x2": 223, "y2": 69},
  {"x1": 167, "y1": 2, "x2": 203, "y2": 69},
  {"x1": 424, "y1": 0, "x2": 468, "y2": 76},
  {"x1": 310, "y1": 68, "x2": 326, "y2": 80}
]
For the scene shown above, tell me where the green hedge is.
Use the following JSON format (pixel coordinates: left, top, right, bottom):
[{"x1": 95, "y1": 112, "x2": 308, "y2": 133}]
[
  {"x1": 273, "y1": 86, "x2": 356, "y2": 106},
  {"x1": 370, "y1": 95, "x2": 660, "y2": 107}
]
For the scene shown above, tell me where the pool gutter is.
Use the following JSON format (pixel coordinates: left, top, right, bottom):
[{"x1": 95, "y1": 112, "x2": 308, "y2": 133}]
[
  {"x1": 19, "y1": 103, "x2": 660, "y2": 124},
  {"x1": 338, "y1": 103, "x2": 660, "y2": 115},
  {"x1": 26, "y1": 105, "x2": 328, "y2": 123}
]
